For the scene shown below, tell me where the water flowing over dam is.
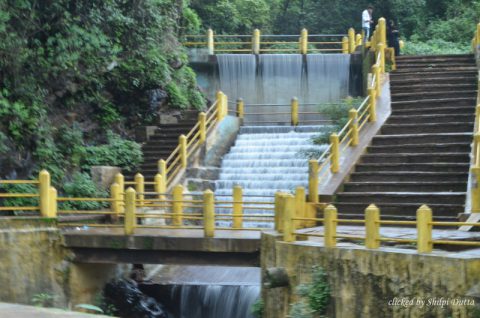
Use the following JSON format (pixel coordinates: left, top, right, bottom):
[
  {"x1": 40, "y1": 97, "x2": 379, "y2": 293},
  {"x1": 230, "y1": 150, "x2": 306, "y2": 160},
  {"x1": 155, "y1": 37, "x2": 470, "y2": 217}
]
[{"x1": 217, "y1": 53, "x2": 351, "y2": 105}]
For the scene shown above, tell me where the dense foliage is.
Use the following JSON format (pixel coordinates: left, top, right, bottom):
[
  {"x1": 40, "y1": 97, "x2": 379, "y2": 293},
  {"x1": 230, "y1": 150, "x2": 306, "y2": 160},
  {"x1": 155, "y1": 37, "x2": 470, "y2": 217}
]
[
  {"x1": 191, "y1": 0, "x2": 479, "y2": 53},
  {"x1": 0, "y1": 0, "x2": 205, "y2": 196}
]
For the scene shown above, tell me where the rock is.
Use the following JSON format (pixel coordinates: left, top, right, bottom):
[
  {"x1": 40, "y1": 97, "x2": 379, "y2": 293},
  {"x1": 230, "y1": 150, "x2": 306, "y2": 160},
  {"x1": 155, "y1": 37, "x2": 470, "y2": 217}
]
[
  {"x1": 90, "y1": 166, "x2": 122, "y2": 190},
  {"x1": 135, "y1": 126, "x2": 158, "y2": 142}
]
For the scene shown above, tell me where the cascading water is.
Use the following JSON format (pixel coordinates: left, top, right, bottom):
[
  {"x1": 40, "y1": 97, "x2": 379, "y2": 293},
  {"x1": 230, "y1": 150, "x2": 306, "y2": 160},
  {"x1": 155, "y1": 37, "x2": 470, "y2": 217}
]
[{"x1": 215, "y1": 125, "x2": 328, "y2": 228}]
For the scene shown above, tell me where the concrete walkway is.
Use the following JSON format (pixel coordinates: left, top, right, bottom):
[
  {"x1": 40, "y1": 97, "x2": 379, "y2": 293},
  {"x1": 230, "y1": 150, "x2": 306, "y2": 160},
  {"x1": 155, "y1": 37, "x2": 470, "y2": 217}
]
[{"x1": 0, "y1": 303, "x2": 114, "y2": 318}]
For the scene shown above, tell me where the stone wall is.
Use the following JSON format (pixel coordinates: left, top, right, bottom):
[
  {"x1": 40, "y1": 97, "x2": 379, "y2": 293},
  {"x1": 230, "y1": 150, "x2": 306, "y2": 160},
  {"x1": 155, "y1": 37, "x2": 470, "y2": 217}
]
[
  {"x1": 261, "y1": 232, "x2": 480, "y2": 318},
  {"x1": 0, "y1": 218, "x2": 128, "y2": 308}
]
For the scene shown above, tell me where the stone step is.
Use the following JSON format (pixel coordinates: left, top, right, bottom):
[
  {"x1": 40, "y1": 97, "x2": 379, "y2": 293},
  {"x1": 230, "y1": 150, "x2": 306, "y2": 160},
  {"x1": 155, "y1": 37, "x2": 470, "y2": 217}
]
[
  {"x1": 381, "y1": 122, "x2": 473, "y2": 135},
  {"x1": 350, "y1": 171, "x2": 468, "y2": 182},
  {"x1": 367, "y1": 143, "x2": 471, "y2": 154},
  {"x1": 371, "y1": 133, "x2": 472, "y2": 145},
  {"x1": 387, "y1": 114, "x2": 474, "y2": 124},
  {"x1": 390, "y1": 97, "x2": 475, "y2": 109},
  {"x1": 333, "y1": 202, "x2": 463, "y2": 218},
  {"x1": 391, "y1": 106, "x2": 474, "y2": 116},
  {"x1": 360, "y1": 153, "x2": 469, "y2": 164},
  {"x1": 396, "y1": 62, "x2": 475, "y2": 68},
  {"x1": 343, "y1": 181, "x2": 466, "y2": 192},
  {"x1": 390, "y1": 70, "x2": 477, "y2": 80},
  {"x1": 395, "y1": 54, "x2": 474, "y2": 62},
  {"x1": 390, "y1": 90, "x2": 476, "y2": 102},
  {"x1": 393, "y1": 66, "x2": 477, "y2": 74},
  {"x1": 335, "y1": 192, "x2": 466, "y2": 204},
  {"x1": 142, "y1": 144, "x2": 179, "y2": 151},
  {"x1": 390, "y1": 83, "x2": 476, "y2": 93},
  {"x1": 390, "y1": 76, "x2": 477, "y2": 85},
  {"x1": 354, "y1": 163, "x2": 470, "y2": 173}
]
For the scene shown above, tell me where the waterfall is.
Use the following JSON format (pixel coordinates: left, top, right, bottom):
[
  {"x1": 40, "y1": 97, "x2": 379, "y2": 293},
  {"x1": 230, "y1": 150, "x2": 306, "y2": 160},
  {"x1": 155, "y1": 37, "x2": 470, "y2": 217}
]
[
  {"x1": 214, "y1": 125, "x2": 328, "y2": 228},
  {"x1": 217, "y1": 54, "x2": 257, "y2": 104}
]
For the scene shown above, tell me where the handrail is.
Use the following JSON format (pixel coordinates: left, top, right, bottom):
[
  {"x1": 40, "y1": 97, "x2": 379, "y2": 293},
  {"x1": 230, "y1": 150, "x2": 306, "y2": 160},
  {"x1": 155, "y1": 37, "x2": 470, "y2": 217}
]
[
  {"x1": 183, "y1": 28, "x2": 361, "y2": 54},
  {"x1": 469, "y1": 23, "x2": 480, "y2": 212},
  {"x1": 307, "y1": 17, "x2": 388, "y2": 204}
]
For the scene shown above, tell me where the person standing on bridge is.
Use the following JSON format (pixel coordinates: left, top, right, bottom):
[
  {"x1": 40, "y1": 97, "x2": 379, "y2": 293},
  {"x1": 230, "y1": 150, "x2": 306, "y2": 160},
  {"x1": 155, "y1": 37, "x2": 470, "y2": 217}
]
[{"x1": 362, "y1": 5, "x2": 374, "y2": 43}]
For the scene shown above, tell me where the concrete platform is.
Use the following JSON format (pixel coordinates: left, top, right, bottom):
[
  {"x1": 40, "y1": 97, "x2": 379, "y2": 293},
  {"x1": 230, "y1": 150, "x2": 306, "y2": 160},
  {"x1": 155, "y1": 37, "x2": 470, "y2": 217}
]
[{"x1": 0, "y1": 303, "x2": 114, "y2": 318}]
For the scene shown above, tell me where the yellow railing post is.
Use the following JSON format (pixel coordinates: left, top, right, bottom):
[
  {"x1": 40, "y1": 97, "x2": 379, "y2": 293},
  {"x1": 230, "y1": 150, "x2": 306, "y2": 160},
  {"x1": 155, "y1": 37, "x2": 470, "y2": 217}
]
[
  {"x1": 39, "y1": 170, "x2": 51, "y2": 218},
  {"x1": 274, "y1": 191, "x2": 283, "y2": 231},
  {"x1": 295, "y1": 186, "x2": 306, "y2": 228},
  {"x1": 324, "y1": 204, "x2": 337, "y2": 248},
  {"x1": 277, "y1": 193, "x2": 287, "y2": 233},
  {"x1": 49, "y1": 186, "x2": 57, "y2": 219},
  {"x1": 252, "y1": 29, "x2": 261, "y2": 54},
  {"x1": 365, "y1": 204, "x2": 380, "y2": 249},
  {"x1": 476, "y1": 23, "x2": 480, "y2": 49},
  {"x1": 348, "y1": 28, "x2": 355, "y2": 53},
  {"x1": 172, "y1": 185, "x2": 184, "y2": 226},
  {"x1": 471, "y1": 166, "x2": 480, "y2": 212},
  {"x1": 330, "y1": 133, "x2": 340, "y2": 173},
  {"x1": 179, "y1": 135, "x2": 187, "y2": 168},
  {"x1": 417, "y1": 205, "x2": 433, "y2": 253},
  {"x1": 199, "y1": 112, "x2": 206, "y2": 144},
  {"x1": 135, "y1": 173, "x2": 144, "y2": 208},
  {"x1": 207, "y1": 29, "x2": 214, "y2": 55},
  {"x1": 308, "y1": 160, "x2": 319, "y2": 203},
  {"x1": 204, "y1": 189, "x2": 215, "y2": 237},
  {"x1": 158, "y1": 159, "x2": 167, "y2": 185},
  {"x1": 233, "y1": 185, "x2": 243, "y2": 229},
  {"x1": 368, "y1": 87, "x2": 377, "y2": 122},
  {"x1": 110, "y1": 182, "x2": 120, "y2": 217},
  {"x1": 291, "y1": 97, "x2": 299, "y2": 126},
  {"x1": 124, "y1": 187, "x2": 136, "y2": 235},
  {"x1": 216, "y1": 91, "x2": 226, "y2": 121},
  {"x1": 300, "y1": 28, "x2": 308, "y2": 54},
  {"x1": 378, "y1": 18, "x2": 387, "y2": 46},
  {"x1": 342, "y1": 36, "x2": 348, "y2": 54},
  {"x1": 114, "y1": 172, "x2": 125, "y2": 213},
  {"x1": 154, "y1": 173, "x2": 165, "y2": 201},
  {"x1": 390, "y1": 47, "x2": 397, "y2": 71},
  {"x1": 374, "y1": 64, "x2": 381, "y2": 97},
  {"x1": 378, "y1": 43, "x2": 385, "y2": 73},
  {"x1": 283, "y1": 194, "x2": 295, "y2": 242},
  {"x1": 349, "y1": 109, "x2": 359, "y2": 146},
  {"x1": 356, "y1": 33, "x2": 362, "y2": 47},
  {"x1": 236, "y1": 98, "x2": 244, "y2": 119}
]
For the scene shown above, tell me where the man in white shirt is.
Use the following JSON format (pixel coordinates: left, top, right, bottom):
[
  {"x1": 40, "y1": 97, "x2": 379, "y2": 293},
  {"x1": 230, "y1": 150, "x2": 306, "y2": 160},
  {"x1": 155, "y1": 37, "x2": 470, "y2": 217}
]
[{"x1": 362, "y1": 5, "x2": 374, "y2": 42}]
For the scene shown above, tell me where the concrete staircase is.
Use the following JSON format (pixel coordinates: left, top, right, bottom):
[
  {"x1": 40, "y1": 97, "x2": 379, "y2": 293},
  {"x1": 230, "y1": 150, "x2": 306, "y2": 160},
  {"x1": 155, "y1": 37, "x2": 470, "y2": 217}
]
[
  {"x1": 334, "y1": 54, "x2": 477, "y2": 221},
  {"x1": 128, "y1": 110, "x2": 199, "y2": 187}
]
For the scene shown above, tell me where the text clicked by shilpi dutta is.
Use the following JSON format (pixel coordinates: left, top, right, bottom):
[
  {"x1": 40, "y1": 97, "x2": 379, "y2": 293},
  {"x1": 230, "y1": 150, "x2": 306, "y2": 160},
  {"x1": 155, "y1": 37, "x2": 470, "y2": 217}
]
[{"x1": 388, "y1": 297, "x2": 475, "y2": 308}]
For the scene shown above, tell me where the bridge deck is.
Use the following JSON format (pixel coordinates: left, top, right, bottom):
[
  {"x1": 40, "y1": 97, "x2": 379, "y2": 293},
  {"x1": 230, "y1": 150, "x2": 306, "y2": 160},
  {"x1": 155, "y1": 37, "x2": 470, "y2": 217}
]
[{"x1": 62, "y1": 228, "x2": 264, "y2": 266}]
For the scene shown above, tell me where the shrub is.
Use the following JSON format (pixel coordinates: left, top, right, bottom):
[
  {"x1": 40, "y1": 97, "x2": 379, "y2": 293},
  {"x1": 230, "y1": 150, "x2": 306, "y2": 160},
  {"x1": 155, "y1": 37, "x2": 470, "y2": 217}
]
[
  {"x1": 251, "y1": 299, "x2": 264, "y2": 318},
  {"x1": 290, "y1": 266, "x2": 330, "y2": 317},
  {"x1": 61, "y1": 172, "x2": 108, "y2": 210},
  {"x1": 401, "y1": 39, "x2": 470, "y2": 56}
]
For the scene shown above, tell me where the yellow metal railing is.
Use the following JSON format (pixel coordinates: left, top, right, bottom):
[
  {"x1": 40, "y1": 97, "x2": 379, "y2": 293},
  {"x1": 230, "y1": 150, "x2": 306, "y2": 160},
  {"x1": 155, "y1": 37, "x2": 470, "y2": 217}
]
[
  {"x1": 184, "y1": 28, "x2": 363, "y2": 54},
  {"x1": 307, "y1": 18, "x2": 388, "y2": 205},
  {"x1": 470, "y1": 23, "x2": 480, "y2": 212}
]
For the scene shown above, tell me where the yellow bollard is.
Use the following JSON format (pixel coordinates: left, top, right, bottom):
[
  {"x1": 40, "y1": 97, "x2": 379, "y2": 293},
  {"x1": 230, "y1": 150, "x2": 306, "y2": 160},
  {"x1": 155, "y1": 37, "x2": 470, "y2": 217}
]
[
  {"x1": 330, "y1": 133, "x2": 340, "y2": 173},
  {"x1": 348, "y1": 109, "x2": 359, "y2": 146},
  {"x1": 39, "y1": 170, "x2": 51, "y2": 218},
  {"x1": 416, "y1": 205, "x2": 433, "y2": 253},
  {"x1": 348, "y1": 28, "x2": 355, "y2": 53},
  {"x1": 283, "y1": 194, "x2": 295, "y2": 242},
  {"x1": 374, "y1": 64, "x2": 381, "y2": 97},
  {"x1": 308, "y1": 160, "x2": 319, "y2": 203},
  {"x1": 172, "y1": 185, "x2": 184, "y2": 226},
  {"x1": 233, "y1": 185, "x2": 243, "y2": 229},
  {"x1": 110, "y1": 182, "x2": 120, "y2": 217},
  {"x1": 476, "y1": 23, "x2": 480, "y2": 48},
  {"x1": 342, "y1": 36, "x2": 348, "y2": 54},
  {"x1": 199, "y1": 112, "x2": 206, "y2": 144},
  {"x1": 378, "y1": 18, "x2": 387, "y2": 46},
  {"x1": 203, "y1": 189, "x2": 215, "y2": 237},
  {"x1": 179, "y1": 135, "x2": 187, "y2": 168},
  {"x1": 49, "y1": 186, "x2": 57, "y2": 219},
  {"x1": 368, "y1": 87, "x2": 377, "y2": 122},
  {"x1": 114, "y1": 172, "x2": 125, "y2": 213},
  {"x1": 216, "y1": 91, "x2": 225, "y2": 121},
  {"x1": 207, "y1": 29, "x2": 214, "y2": 55},
  {"x1": 236, "y1": 98, "x2": 244, "y2": 119},
  {"x1": 295, "y1": 187, "x2": 306, "y2": 228},
  {"x1": 276, "y1": 193, "x2": 287, "y2": 233},
  {"x1": 471, "y1": 166, "x2": 480, "y2": 212},
  {"x1": 291, "y1": 97, "x2": 299, "y2": 126},
  {"x1": 154, "y1": 173, "x2": 165, "y2": 201},
  {"x1": 252, "y1": 29, "x2": 261, "y2": 54},
  {"x1": 135, "y1": 173, "x2": 144, "y2": 208},
  {"x1": 300, "y1": 28, "x2": 308, "y2": 54},
  {"x1": 158, "y1": 159, "x2": 167, "y2": 185},
  {"x1": 274, "y1": 191, "x2": 283, "y2": 231},
  {"x1": 365, "y1": 204, "x2": 380, "y2": 249},
  {"x1": 356, "y1": 33, "x2": 362, "y2": 47},
  {"x1": 324, "y1": 204, "x2": 337, "y2": 248},
  {"x1": 124, "y1": 187, "x2": 136, "y2": 235},
  {"x1": 378, "y1": 43, "x2": 385, "y2": 73}
]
